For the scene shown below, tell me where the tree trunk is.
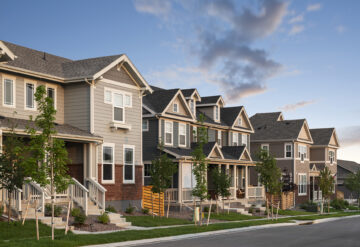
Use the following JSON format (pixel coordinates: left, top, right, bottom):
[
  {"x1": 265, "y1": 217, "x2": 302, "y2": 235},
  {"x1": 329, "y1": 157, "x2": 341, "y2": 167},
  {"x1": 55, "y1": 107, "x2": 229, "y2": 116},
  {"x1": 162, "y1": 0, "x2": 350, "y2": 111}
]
[
  {"x1": 51, "y1": 159, "x2": 55, "y2": 241},
  {"x1": 8, "y1": 191, "x2": 11, "y2": 224},
  {"x1": 222, "y1": 199, "x2": 225, "y2": 214},
  {"x1": 216, "y1": 196, "x2": 219, "y2": 214}
]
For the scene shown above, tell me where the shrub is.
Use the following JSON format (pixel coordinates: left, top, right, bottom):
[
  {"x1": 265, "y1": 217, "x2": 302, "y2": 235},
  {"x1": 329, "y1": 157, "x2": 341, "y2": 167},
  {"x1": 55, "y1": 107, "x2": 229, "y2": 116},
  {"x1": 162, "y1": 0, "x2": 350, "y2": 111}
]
[
  {"x1": 74, "y1": 212, "x2": 87, "y2": 225},
  {"x1": 331, "y1": 199, "x2": 349, "y2": 210},
  {"x1": 0, "y1": 205, "x2": 3, "y2": 215},
  {"x1": 98, "y1": 213, "x2": 110, "y2": 224},
  {"x1": 105, "y1": 205, "x2": 117, "y2": 213},
  {"x1": 203, "y1": 206, "x2": 216, "y2": 213},
  {"x1": 125, "y1": 203, "x2": 135, "y2": 214},
  {"x1": 300, "y1": 201, "x2": 318, "y2": 212},
  {"x1": 142, "y1": 208, "x2": 150, "y2": 215},
  {"x1": 348, "y1": 205, "x2": 359, "y2": 210},
  {"x1": 256, "y1": 209, "x2": 260, "y2": 213},
  {"x1": 45, "y1": 204, "x2": 62, "y2": 217},
  {"x1": 71, "y1": 207, "x2": 81, "y2": 217},
  {"x1": 248, "y1": 208, "x2": 254, "y2": 214}
]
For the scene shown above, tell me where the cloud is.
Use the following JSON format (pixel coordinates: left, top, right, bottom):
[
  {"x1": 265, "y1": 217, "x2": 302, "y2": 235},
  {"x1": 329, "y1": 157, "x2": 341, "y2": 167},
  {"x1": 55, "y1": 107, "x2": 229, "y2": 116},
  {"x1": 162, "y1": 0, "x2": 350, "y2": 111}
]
[
  {"x1": 307, "y1": 3, "x2": 322, "y2": 12},
  {"x1": 336, "y1": 25, "x2": 346, "y2": 34},
  {"x1": 337, "y1": 126, "x2": 360, "y2": 147},
  {"x1": 133, "y1": 0, "x2": 172, "y2": 17},
  {"x1": 279, "y1": 100, "x2": 316, "y2": 112},
  {"x1": 289, "y1": 14, "x2": 304, "y2": 24},
  {"x1": 289, "y1": 25, "x2": 304, "y2": 35}
]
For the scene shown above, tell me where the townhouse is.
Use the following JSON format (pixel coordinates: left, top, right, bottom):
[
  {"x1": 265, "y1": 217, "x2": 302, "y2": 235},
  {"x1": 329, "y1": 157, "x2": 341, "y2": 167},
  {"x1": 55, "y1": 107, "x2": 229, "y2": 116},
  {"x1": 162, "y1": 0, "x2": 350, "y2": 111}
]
[
  {"x1": 143, "y1": 86, "x2": 265, "y2": 207},
  {"x1": 336, "y1": 159, "x2": 359, "y2": 201},
  {"x1": 0, "y1": 41, "x2": 152, "y2": 214}
]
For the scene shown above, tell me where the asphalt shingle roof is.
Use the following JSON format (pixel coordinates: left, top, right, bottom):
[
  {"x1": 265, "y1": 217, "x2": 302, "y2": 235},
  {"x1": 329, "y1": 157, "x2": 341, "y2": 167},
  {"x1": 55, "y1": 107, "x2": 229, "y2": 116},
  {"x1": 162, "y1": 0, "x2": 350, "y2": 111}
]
[
  {"x1": 181, "y1": 89, "x2": 196, "y2": 98},
  {"x1": 220, "y1": 106, "x2": 244, "y2": 126},
  {"x1": 338, "y1": 159, "x2": 360, "y2": 174},
  {"x1": 250, "y1": 112, "x2": 282, "y2": 129},
  {"x1": 143, "y1": 89, "x2": 179, "y2": 113},
  {"x1": 197, "y1": 96, "x2": 221, "y2": 105},
  {"x1": 310, "y1": 128, "x2": 335, "y2": 146},
  {"x1": 221, "y1": 145, "x2": 246, "y2": 160},
  {"x1": 251, "y1": 119, "x2": 305, "y2": 141}
]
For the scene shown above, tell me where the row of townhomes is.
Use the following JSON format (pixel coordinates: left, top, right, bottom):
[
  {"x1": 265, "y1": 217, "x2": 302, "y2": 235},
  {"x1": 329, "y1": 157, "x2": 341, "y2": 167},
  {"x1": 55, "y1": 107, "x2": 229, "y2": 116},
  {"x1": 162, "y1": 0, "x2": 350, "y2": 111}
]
[{"x1": 0, "y1": 41, "x2": 340, "y2": 218}]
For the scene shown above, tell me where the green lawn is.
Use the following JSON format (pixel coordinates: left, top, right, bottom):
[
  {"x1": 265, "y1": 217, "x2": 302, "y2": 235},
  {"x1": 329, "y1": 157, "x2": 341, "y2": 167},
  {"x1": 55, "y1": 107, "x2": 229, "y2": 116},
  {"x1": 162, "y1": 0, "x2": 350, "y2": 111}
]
[
  {"x1": 124, "y1": 216, "x2": 192, "y2": 227},
  {"x1": 276, "y1": 209, "x2": 316, "y2": 216},
  {"x1": 205, "y1": 212, "x2": 262, "y2": 221},
  {"x1": 291, "y1": 211, "x2": 360, "y2": 221}
]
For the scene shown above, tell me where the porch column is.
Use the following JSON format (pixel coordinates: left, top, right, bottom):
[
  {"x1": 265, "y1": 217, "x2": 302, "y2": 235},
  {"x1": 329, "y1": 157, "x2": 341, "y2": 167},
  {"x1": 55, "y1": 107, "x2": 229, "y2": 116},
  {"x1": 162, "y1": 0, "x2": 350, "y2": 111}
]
[
  {"x1": 83, "y1": 143, "x2": 88, "y2": 184},
  {"x1": 245, "y1": 166, "x2": 249, "y2": 199},
  {"x1": 234, "y1": 165, "x2": 237, "y2": 192},
  {"x1": 178, "y1": 162, "x2": 182, "y2": 203}
]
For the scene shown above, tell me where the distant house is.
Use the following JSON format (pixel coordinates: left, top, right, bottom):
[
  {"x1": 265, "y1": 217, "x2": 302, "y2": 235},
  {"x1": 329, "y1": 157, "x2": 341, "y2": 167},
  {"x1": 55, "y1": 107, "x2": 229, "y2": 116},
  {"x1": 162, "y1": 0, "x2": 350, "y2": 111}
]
[{"x1": 337, "y1": 159, "x2": 360, "y2": 201}]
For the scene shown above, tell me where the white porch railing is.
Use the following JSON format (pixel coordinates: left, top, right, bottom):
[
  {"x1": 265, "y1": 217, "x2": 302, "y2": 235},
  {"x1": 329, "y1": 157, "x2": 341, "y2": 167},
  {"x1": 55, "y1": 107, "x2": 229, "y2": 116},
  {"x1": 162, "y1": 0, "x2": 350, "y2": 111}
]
[
  {"x1": 23, "y1": 181, "x2": 46, "y2": 212},
  {"x1": 2, "y1": 187, "x2": 22, "y2": 212},
  {"x1": 247, "y1": 186, "x2": 265, "y2": 199},
  {"x1": 182, "y1": 188, "x2": 194, "y2": 202},
  {"x1": 86, "y1": 178, "x2": 107, "y2": 210},
  {"x1": 165, "y1": 188, "x2": 178, "y2": 202},
  {"x1": 69, "y1": 178, "x2": 89, "y2": 215},
  {"x1": 230, "y1": 187, "x2": 236, "y2": 199},
  {"x1": 313, "y1": 190, "x2": 322, "y2": 201}
]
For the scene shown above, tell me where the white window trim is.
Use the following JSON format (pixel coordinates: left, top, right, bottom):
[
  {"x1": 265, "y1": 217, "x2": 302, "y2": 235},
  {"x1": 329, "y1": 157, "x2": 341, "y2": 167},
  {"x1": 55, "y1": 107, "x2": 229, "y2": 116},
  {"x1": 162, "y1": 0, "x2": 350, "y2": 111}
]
[
  {"x1": 232, "y1": 132, "x2": 238, "y2": 146},
  {"x1": 2, "y1": 75, "x2": 16, "y2": 108},
  {"x1": 165, "y1": 121, "x2": 173, "y2": 146},
  {"x1": 142, "y1": 119, "x2": 149, "y2": 132},
  {"x1": 101, "y1": 143, "x2": 115, "y2": 184},
  {"x1": 214, "y1": 105, "x2": 219, "y2": 121},
  {"x1": 261, "y1": 144, "x2": 269, "y2": 152},
  {"x1": 24, "y1": 80, "x2": 37, "y2": 111},
  {"x1": 112, "y1": 92, "x2": 125, "y2": 124},
  {"x1": 329, "y1": 150, "x2": 335, "y2": 165},
  {"x1": 104, "y1": 87, "x2": 132, "y2": 124},
  {"x1": 178, "y1": 123, "x2": 186, "y2": 147},
  {"x1": 193, "y1": 126, "x2": 197, "y2": 142},
  {"x1": 124, "y1": 93, "x2": 132, "y2": 107},
  {"x1": 173, "y1": 103, "x2": 178, "y2": 113},
  {"x1": 104, "y1": 89, "x2": 113, "y2": 104},
  {"x1": 217, "y1": 130, "x2": 222, "y2": 146},
  {"x1": 284, "y1": 143, "x2": 293, "y2": 158},
  {"x1": 241, "y1": 134, "x2": 248, "y2": 146},
  {"x1": 298, "y1": 144, "x2": 307, "y2": 163},
  {"x1": 123, "y1": 144, "x2": 135, "y2": 184},
  {"x1": 46, "y1": 84, "x2": 57, "y2": 110},
  {"x1": 238, "y1": 118, "x2": 242, "y2": 127},
  {"x1": 189, "y1": 99, "x2": 195, "y2": 114},
  {"x1": 298, "y1": 173, "x2": 307, "y2": 196}
]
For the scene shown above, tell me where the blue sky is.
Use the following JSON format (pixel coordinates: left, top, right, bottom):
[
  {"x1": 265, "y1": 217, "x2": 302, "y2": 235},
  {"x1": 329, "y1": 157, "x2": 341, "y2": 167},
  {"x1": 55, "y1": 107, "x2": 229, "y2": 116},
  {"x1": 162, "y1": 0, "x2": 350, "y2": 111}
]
[{"x1": 2, "y1": 0, "x2": 360, "y2": 162}]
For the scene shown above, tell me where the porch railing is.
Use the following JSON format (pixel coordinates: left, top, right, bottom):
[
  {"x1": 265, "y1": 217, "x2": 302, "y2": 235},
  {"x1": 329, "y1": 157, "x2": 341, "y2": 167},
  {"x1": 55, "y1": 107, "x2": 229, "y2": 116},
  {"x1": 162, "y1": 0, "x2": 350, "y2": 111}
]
[
  {"x1": 247, "y1": 186, "x2": 265, "y2": 199},
  {"x1": 70, "y1": 178, "x2": 89, "y2": 215},
  {"x1": 165, "y1": 188, "x2": 178, "y2": 202},
  {"x1": 86, "y1": 178, "x2": 107, "y2": 210},
  {"x1": 2, "y1": 187, "x2": 22, "y2": 213},
  {"x1": 23, "y1": 181, "x2": 46, "y2": 212},
  {"x1": 313, "y1": 190, "x2": 322, "y2": 201},
  {"x1": 182, "y1": 188, "x2": 194, "y2": 202},
  {"x1": 230, "y1": 187, "x2": 236, "y2": 199}
]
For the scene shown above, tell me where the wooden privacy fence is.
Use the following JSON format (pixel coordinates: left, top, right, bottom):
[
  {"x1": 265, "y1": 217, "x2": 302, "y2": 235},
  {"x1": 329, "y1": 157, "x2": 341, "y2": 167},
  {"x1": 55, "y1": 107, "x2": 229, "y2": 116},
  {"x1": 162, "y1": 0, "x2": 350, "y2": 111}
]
[
  {"x1": 142, "y1": 186, "x2": 164, "y2": 216},
  {"x1": 266, "y1": 191, "x2": 294, "y2": 210}
]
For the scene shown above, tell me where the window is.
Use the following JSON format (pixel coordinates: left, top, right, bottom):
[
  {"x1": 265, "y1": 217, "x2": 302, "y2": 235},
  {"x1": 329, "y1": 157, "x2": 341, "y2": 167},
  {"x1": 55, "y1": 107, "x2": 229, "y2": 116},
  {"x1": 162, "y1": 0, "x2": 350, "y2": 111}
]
[
  {"x1": 179, "y1": 123, "x2": 186, "y2": 147},
  {"x1": 215, "y1": 105, "x2": 219, "y2": 121},
  {"x1": 329, "y1": 151, "x2": 335, "y2": 164},
  {"x1": 189, "y1": 99, "x2": 195, "y2": 114},
  {"x1": 113, "y1": 93, "x2": 124, "y2": 122},
  {"x1": 105, "y1": 90, "x2": 112, "y2": 103},
  {"x1": 165, "y1": 121, "x2": 173, "y2": 145},
  {"x1": 25, "y1": 82, "x2": 35, "y2": 109},
  {"x1": 238, "y1": 118, "x2": 242, "y2": 126},
  {"x1": 102, "y1": 145, "x2": 114, "y2": 183},
  {"x1": 261, "y1": 144, "x2": 269, "y2": 153},
  {"x1": 232, "y1": 132, "x2": 238, "y2": 146},
  {"x1": 47, "y1": 87, "x2": 56, "y2": 109},
  {"x1": 193, "y1": 126, "x2": 197, "y2": 142},
  {"x1": 125, "y1": 94, "x2": 131, "y2": 107},
  {"x1": 217, "y1": 130, "x2": 222, "y2": 146},
  {"x1": 3, "y1": 78, "x2": 15, "y2": 107},
  {"x1": 142, "y1": 120, "x2": 149, "y2": 131},
  {"x1": 124, "y1": 146, "x2": 135, "y2": 183},
  {"x1": 285, "y1": 143, "x2": 292, "y2": 158},
  {"x1": 298, "y1": 145, "x2": 307, "y2": 162},
  {"x1": 298, "y1": 174, "x2": 307, "y2": 195},
  {"x1": 241, "y1": 134, "x2": 247, "y2": 146},
  {"x1": 173, "y1": 103, "x2": 178, "y2": 113},
  {"x1": 144, "y1": 164, "x2": 151, "y2": 177}
]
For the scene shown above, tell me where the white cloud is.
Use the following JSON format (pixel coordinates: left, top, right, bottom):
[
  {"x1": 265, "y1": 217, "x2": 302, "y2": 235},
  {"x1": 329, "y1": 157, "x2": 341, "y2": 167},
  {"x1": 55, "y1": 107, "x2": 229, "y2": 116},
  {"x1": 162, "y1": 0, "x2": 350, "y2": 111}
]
[
  {"x1": 134, "y1": 0, "x2": 172, "y2": 17},
  {"x1": 289, "y1": 25, "x2": 304, "y2": 35},
  {"x1": 289, "y1": 14, "x2": 304, "y2": 24},
  {"x1": 338, "y1": 126, "x2": 360, "y2": 147},
  {"x1": 279, "y1": 100, "x2": 316, "y2": 112},
  {"x1": 336, "y1": 25, "x2": 346, "y2": 34},
  {"x1": 307, "y1": 3, "x2": 322, "y2": 12}
]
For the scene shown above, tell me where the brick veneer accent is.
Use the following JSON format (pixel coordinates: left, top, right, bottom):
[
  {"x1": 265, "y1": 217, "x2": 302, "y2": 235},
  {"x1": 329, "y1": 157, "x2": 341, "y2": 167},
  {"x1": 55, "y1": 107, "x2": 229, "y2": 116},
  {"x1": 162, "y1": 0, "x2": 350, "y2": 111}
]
[{"x1": 98, "y1": 164, "x2": 143, "y2": 201}]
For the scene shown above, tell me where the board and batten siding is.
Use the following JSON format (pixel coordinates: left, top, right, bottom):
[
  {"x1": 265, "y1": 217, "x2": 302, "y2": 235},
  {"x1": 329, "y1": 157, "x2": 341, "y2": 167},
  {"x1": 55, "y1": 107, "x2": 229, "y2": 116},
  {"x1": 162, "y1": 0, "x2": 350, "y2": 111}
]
[
  {"x1": 94, "y1": 80, "x2": 142, "y2": 166},
  {"x1": 64, "y1": 82, "x2": 90, "y2": 131},
  {"x1": 0, "y1": 72, "x2": 65, "y2": 124}
]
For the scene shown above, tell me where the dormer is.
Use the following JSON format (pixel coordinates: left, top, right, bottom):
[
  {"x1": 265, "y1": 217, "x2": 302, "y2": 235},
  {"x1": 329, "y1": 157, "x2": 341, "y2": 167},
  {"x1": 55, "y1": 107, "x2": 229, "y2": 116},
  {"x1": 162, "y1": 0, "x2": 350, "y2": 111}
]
[
  {"x1": 181, "y1": 89, "x2": 201, "y2": 116},
  {"x1": 196, "y1": 95, "x2": 225, "y2": 123}
]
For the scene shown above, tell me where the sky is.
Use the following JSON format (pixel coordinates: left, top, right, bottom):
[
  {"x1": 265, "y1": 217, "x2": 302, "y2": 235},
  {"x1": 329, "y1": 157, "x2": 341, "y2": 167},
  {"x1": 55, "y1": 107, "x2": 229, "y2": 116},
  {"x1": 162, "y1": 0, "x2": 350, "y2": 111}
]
[{"x1": 1, "y1": 0, "x2": 360, "y2": 162}]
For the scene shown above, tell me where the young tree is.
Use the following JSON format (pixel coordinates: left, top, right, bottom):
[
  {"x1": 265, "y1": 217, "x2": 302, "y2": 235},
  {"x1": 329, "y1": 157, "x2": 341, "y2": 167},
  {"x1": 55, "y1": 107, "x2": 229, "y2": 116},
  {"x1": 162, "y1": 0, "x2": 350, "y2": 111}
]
[
  {"x1": 150, "y1": 143, "x2": 177, "y2": 217},
  {"x1": 344, "y1": 170, "x2": 360, "y2": 206},
  {"x1": 319, "y1": 166, "x2": 335, "y2": 213},
  {"x1": 24, "y1": 85, "x2": 70, "y2": 240},
  {"x1": 255, "y1": 150, "x2": 282, "y2": 218},
  {"x1": 211, "y1": 168, "x2": 231, "y2": 213},
  {"x1": 0, "y1": 118, "x2": 25, "y2": 223},
  {"x1": 191, "y1": 114, "x2": 208, "y2": 224}
]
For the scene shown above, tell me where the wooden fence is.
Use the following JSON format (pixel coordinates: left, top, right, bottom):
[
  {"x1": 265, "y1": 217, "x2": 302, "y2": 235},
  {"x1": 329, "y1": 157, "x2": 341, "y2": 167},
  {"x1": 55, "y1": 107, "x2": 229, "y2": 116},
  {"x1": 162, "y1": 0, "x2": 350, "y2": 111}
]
[
  {"x1": 266, "y1": 191, "x2": 294, "y2": 210},
  {"x1": 142, "y1": 186, "x2": 164, "y2": 216}
]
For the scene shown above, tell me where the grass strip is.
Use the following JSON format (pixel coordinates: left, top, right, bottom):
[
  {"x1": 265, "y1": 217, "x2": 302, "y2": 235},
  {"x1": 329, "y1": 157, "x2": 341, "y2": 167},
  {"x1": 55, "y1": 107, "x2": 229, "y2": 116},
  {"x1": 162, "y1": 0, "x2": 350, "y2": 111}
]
[{"x1": 124, "y1": 216, "x2": 192, "y2": 227}]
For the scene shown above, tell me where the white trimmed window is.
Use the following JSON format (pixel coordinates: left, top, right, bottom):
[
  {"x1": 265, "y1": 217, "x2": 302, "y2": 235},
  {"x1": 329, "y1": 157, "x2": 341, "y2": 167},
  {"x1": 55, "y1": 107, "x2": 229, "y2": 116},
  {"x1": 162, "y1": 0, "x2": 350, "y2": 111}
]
[
  {"x1": 104, "y1": 88, "x2": 132, "y2": 122},
  {"x1": 3, "y1": 77, "x2": 15, "y2": 107},
  {"x1": 102, "y1": 144, "x2": 115, "y2": 183},
  {"x1": 25, "y1": 82, "x2": 36, "y2": 110},
  {"x1": 232, "y1": 132, "x2": 238, "y2": 146},
  {"x1": 193, "y1": 126, "x2": 197, "y2": 142},
  {"x1": 215, "y1": 105, "x2": 219, "y2": 121},
  {"x1": 242, "y1": 134, "x2": 248, "y2": 146},
  {"x1": 124, "y1": 145, "x2": 135, "y2": 183},
  {"x1": 173, "y1": 103, "x2": 178, "y2": 113},
  {"x1": 142, "y1": 120, "x2": 149, "y2": 131},
  {"x1": 113, "y1": 93, "x2": 124, "y2": 122},
  {"x1": 298, "y1": 145, "x2": 307, "y2": 162},
  {"x1": 47, "y1": 86, "x2": 56, "y2": 109},
  {"x1": 125, "y1": 94, "x2": 132, "y2": 107},
  {"x1": 238, "y1": 118, "x2": 242, "y2": 127},
  {"x1": 217, "y1": 130, "x2": 222, "y2": 146},
  {"x1": 179, "y1": 123, "x2": 186, "y2": 147},
  {"x1": 298, "y1": 174, "x2": 307, "y2": 195},
  {"x1": 285, "y1": 143, "x2": 292, "y2": 158},
  {"x1": 189, "y1": 99, "x2": 195, "y2": 114},
  {"x1": 104, "y1": 90, "x2": 112, "y2": 103},
  {"x1": 261, "y1": 144, "x2": 269, "y2": 153},
  {"x1": 165, "y1": 121, "x2": 173, "y2": 145},
  {"x1": 329, "y1": 150, "x2": 335, "y2": 164}
]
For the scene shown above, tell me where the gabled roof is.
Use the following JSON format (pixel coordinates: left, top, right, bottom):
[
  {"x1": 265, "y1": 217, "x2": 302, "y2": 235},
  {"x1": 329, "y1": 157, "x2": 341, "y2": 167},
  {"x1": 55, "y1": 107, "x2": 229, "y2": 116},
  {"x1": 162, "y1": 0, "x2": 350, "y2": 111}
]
[
  {"x1": 143, "y1": 89, "x2": 179, "y2": 113},
  {"x1": 221, "y1": 145, "x2": 246, "y2": 160},
  {"x1": 162, "y1": 142, "x2": 218, "y2": 159},
  {"x1": 151, "y1": 85, "x2": 165, "y2": 91},
  {"x1": 250, "y1": 112, "x2": 283, "y2": 129},
  {"x1": 221, "y1": 107, "x2": 244, "y2": 126},
  {"x1": 338, "y1": 159, "x2": 360, "y2": 174},
  {"x1": 197, "y1": 95, "x2": 224, "y2": 106},
  {"x1": 196, "y1": 111, "x2": 228, "y2": 126},
  {"x1": 310, "y1": 128, "x2": 339, "y2": 147},
  {"x1": 0, "y1": 41, "x2": 16, "y2": 62},
  {"x1": 181, "y1": 88, "x2": 201, "y2": 101}
]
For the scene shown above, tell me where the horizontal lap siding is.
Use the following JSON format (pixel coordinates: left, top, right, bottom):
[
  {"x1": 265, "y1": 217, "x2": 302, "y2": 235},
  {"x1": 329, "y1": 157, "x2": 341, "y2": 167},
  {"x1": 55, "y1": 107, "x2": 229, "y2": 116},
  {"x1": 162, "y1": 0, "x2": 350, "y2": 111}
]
[
  {"x1": 0, "y1": 73, "x2": 64, "y2": 124},
  {"x1": 64, "y1": 83, "x2": 90, "y2": 131}
]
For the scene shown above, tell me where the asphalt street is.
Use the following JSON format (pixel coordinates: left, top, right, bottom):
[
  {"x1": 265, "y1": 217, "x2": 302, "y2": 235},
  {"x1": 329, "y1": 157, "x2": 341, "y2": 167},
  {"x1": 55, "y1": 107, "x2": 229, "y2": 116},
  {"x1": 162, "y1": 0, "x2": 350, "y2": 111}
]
[{"x1": 136, "y1": 217, "x2": 360, "y2": 247}]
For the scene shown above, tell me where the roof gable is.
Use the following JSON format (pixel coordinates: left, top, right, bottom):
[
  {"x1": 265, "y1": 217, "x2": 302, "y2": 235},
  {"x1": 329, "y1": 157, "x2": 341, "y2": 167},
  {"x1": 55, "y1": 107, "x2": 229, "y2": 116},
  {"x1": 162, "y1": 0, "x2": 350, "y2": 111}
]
[
  {"x1": 240, "y1": 148, "x2": 252, "y2": 161},
  {"x1": 329, "y1": 130, "x2": 340, "y2": 147},
  {"x1": 0, "y1": 41, "x2": 16, "y2": 62},
  {"x1": 208, "y1": 144, "x2": 224, "y2": 159},
  {"x1": 297, "y1": 121, "x2": 313, "y2": 143},
  {"x1": 164, "y1": 92, "x2": 194, "y2": 119},
  {"x1": 310, "y1": 128, "x2": 338, "y2": 147},
  {"x1": 233, "y1": 108, "x2": 254, "y2": 132}
]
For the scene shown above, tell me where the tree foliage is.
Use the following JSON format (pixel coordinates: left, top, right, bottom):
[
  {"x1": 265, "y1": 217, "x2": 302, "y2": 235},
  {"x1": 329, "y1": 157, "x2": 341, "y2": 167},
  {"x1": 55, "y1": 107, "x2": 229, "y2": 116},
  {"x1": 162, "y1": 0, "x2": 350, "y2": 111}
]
[
  {"x1": 319, "y1": 166, "x2": 335, "y2": 213},
  {"x1": 344, "y1": 170, "x2": 360, "y2": 203},
  {"x1": 211, "y1": 168, "x2": 231, "y2": 200}
]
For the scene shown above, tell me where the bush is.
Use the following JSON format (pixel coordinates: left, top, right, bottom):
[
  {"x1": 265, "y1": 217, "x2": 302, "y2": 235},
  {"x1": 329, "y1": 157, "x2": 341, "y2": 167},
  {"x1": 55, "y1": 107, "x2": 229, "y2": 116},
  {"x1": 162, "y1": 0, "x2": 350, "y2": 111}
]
[
  {"x1": 348, "y1": 205, "x2": 359, "y2": 210},
  {"x1": 203, "y1": 206, "x2": 216, "y2": 213},
  {"x1": 142, "y1": 208, "x2": 150, "y2": 215},
  {"x1": 248, "y1": 208, "x2": 254, "y2": 214},
  {"x1": 74, "y1": 212, "x2": 87, "y2": 225},
  {"x1": 0, "y1": 205, "x2": 3, "y2": 215},
  {"x1": 331, "y1": 199, "x2": 349, "y2": 210},
  {"x1": 125, "y1": 203, "x2": 135, "y2": 214},
  {"x1": 98, "y1": 213, "x2": 110, "y2": 224},
  {"x1": 71, "y1": 207, "x2": 81, "y2": 217},
  {"x1": 45, "y1": 204, "x2": 62, "y2": 217},
  {"x1": 105, "y1": 205, "x2": 117, "y2": 213},
  {"x1": 300, "y1": 201, "x2": 318, "y2": 212}
]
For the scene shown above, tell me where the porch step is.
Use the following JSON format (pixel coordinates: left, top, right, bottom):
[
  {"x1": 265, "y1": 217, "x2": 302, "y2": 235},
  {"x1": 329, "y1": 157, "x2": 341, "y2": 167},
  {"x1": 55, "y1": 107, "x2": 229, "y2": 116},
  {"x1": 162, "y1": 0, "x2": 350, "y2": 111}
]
[
  {"x1": 40, "y1": 216, "x2": 67, "y2": 229},
  {"x1": 107, "y1": 213, "x2": 131, "y2": 228},
  {"x1": 87, "y1": 199, "x2": 103, "y2": 216}
]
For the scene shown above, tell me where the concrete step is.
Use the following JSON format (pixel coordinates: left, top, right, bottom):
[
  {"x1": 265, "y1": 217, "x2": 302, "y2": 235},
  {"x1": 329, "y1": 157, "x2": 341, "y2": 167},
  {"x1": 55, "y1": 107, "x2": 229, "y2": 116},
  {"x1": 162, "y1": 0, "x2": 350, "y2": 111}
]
[
  {"x1": 106, "y1": 213, "x2": 131, "y2": 228},
  {"x1": 115, "y1": 222, "x2": 132, "y2": 228}
]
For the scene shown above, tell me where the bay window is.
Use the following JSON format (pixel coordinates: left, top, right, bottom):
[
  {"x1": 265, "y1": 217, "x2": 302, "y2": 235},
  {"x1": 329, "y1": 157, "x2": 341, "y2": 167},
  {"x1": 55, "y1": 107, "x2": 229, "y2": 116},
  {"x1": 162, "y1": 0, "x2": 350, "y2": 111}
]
[{"x1": 124, "y1": 145, "x2": 135, "y2": 183}]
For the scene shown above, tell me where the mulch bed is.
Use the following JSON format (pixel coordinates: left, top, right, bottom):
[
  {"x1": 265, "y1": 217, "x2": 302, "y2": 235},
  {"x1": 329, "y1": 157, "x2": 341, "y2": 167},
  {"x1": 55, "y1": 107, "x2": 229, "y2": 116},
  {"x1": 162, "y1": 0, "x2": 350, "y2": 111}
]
[{"x1": 64, "y1": 215, "x2": 122, "y2": 232}]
